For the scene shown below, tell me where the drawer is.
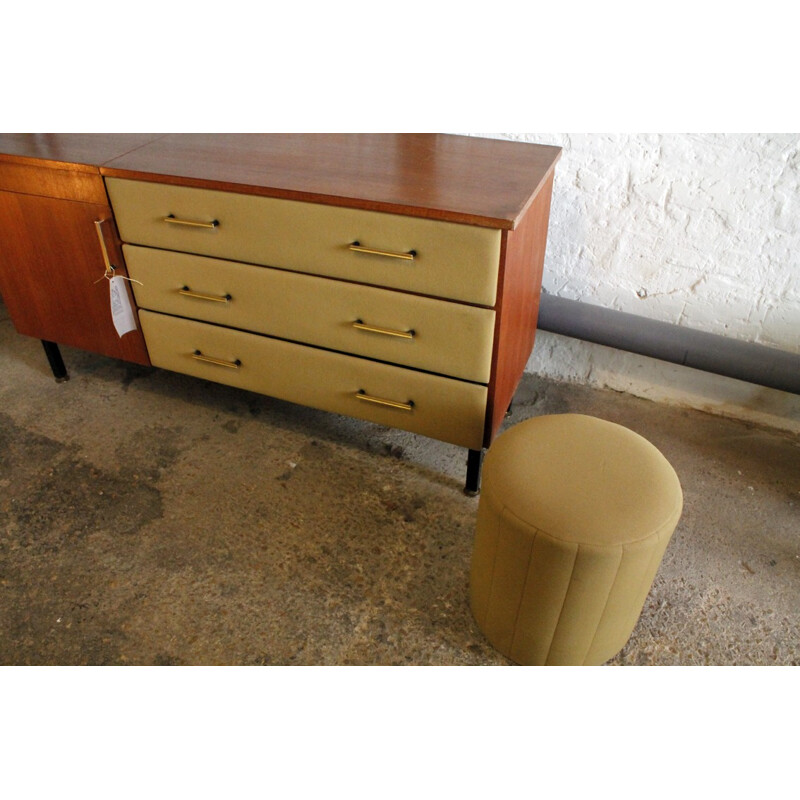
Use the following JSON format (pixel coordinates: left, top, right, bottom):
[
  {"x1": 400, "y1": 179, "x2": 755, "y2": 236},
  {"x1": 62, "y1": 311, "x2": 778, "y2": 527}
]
[
  {"x1": 106, "y1": 178, "x2": 502, "y2": 306},
  {"x1": 139, "y1": 310, "x2": 488, "y2": 450},
  {"x1": 125, "y1": 245, "x2": 495, "y2": 384},
  {"x1": 0, "y1": 161, "x2": 109, "y2": 204}
]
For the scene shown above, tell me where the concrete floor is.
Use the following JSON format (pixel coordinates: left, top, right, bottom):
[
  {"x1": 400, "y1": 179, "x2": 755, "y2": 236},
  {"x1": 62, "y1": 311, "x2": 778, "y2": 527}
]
[{"x1": 1, "y1": 300, "x2": 798, "y2": 666}]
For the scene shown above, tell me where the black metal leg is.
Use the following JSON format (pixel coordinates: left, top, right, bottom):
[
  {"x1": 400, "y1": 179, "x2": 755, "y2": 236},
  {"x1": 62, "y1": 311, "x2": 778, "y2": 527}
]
[
  {"x1": 506, "y1": 399, "x2": 514, "y2": 417},
  {"x1": 464, "y1": 448, "x2": 485, "y2": 496},
  {"x1": 41, "y1": 340, "x2": 69, "y2": 382}
]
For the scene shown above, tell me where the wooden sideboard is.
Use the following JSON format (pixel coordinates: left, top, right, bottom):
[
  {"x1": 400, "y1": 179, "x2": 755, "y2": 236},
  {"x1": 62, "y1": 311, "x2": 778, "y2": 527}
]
[{"x1": 0, "y1": 133, "x2": 561, "y2": 493}]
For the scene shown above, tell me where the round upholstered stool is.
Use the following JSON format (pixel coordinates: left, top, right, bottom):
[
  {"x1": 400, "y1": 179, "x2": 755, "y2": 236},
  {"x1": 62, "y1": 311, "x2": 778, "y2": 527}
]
[{"x1": 469, "y1": 414, "x2": 683, "y2": 666}]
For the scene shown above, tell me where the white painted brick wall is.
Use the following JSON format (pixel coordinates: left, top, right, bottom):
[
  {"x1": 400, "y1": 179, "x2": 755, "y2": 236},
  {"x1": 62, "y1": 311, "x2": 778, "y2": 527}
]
[{"x1": 469, "y1": 133, "x2": 800, "y2": 431}]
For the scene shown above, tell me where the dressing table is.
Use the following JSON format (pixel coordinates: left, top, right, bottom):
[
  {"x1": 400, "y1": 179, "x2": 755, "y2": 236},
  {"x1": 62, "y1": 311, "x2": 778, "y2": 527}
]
[{"x1": 0, "y1": 133, "x2": 560, "y2": 493}]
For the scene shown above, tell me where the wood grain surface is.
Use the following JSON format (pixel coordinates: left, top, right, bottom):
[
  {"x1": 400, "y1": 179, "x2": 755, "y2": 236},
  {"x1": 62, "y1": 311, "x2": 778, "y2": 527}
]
[
  {"x1": 0, "y1": 189, "x2": 150, "y2": 364},
  {"x1": 0, "y1": 133, "x2": 164, "y2": 170},
  {"x1": 100, "y1": 133, "x2": 561, "y2": 229},
  {"x1": 485, "y1": 171, "x2": 555, "y2": 444}
]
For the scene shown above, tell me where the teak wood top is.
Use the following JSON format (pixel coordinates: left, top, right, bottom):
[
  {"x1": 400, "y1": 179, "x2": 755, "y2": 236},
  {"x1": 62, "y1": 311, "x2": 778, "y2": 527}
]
[
  {"x1": 0, "y1": 133, "x2": 165, "y2": 172},
  {"x1": 0, "y1": 133, "x2": 561, "y2": 229}
]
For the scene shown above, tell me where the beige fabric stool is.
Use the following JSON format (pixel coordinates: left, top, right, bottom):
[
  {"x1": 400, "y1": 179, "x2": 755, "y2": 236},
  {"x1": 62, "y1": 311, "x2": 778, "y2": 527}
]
[{"x1": 470, "y1": 413, "x2": 683, "y2": 666}]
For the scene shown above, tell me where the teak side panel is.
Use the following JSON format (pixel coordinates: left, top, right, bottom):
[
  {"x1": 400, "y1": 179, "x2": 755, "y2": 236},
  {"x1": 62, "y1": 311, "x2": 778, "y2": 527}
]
[
  {"x1": 0, "y1": 190, "x2": 150, "y2": 365},
  {"x1": 484, "y1": 171, "x2": 555, "y2": 446}
]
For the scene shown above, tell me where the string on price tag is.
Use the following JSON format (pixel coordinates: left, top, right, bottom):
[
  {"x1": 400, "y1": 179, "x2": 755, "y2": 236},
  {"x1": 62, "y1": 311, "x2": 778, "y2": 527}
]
[{"x1": 93, "y1": 218, "x2": 142, "y2": 338}]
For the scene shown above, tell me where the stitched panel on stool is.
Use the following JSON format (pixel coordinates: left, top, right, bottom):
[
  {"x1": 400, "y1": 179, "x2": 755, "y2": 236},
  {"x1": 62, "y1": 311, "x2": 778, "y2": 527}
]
[
  {"x1": 509, "y1": 526, "x2": 579, "y2": 666},
  {"x1": 469, "y1": 492, "x2": 505, "y2": 631},
  {"x1": 480, "y1": 507, "x2": 537, "y2": 656},
  {"x1": 546, "y1": 542, "x2": 624, "y2": 665},
  {"x1": 583, "y1": 532, "x2": 670, "y2": 664}
]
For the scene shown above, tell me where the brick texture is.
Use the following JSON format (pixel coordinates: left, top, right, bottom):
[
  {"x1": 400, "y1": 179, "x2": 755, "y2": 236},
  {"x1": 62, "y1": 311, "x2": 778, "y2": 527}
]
[{"x1": 467, "y1": 133, "x2": 800, "y2": 431}]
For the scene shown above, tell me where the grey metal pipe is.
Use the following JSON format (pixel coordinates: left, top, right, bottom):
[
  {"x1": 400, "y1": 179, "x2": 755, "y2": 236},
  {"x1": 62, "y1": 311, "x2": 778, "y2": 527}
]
[{"x1": 537, "y1": 293, "x2": 800, "y2": 396}]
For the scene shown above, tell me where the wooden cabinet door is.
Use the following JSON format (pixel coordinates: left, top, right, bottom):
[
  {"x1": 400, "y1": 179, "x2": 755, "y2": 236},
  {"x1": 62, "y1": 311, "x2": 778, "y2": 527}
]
[{"x1": 0, "y1": 189, "x2": 150, "y2": 365}]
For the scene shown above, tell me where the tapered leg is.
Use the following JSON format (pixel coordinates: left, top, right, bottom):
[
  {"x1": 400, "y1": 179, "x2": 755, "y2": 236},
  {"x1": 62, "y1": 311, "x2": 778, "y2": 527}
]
[
  {"x1": 41, "y1": 340, "x2": 69, "y2": 382},
  {"x1": 464, "y1": 448, "x2": 485, "y2": 496}
]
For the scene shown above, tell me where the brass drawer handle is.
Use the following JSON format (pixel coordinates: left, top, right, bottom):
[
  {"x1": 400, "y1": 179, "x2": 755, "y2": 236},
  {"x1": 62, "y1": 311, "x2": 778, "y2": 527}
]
[
  {"x1": 352, "y1": 319, "x2": 415, "y2": 340},
  {"x1": 191, "y1": 350, "x2": 241, "y2": 369},
  {"x1": 349, "y1": 241, "x2": 416, "y2": 261},
  {"x1": 93, "y1": 219, "x2": 116, "y2": 277},
  {"x1": 355, "y1": 391, "x2": 414, "y2": 411},
  {"x1": 179, "y1": 286, "x2": 232, "y2": 304},
  {"x1": 164, "y1": 214, "x2": 219, "y2": 229}
]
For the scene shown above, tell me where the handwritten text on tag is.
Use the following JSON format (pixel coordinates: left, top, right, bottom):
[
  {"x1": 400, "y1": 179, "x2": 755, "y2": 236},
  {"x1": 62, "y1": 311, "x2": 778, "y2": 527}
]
[{"x1": 109, "y1": 276, "x2": 137, "y2": 338}]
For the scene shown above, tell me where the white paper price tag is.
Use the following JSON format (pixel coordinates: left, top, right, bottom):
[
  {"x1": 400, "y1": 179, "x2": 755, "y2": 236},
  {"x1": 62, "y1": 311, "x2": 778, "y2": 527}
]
[{"x1": 109, "y1": 275, "x2": 137, "y2": 338}]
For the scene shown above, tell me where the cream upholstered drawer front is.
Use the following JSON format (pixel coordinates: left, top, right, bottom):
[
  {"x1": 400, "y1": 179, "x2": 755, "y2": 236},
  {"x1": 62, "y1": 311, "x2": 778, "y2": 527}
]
[
  {"x1": 139, "y1": 310, "x2": 488, "y2": 450},
  {"x1": 125, "y1": 245, "x2": 496, "y2": 384},
  {"x1": 105, "y1": 178, "x2": 502, "y2": 306}
]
